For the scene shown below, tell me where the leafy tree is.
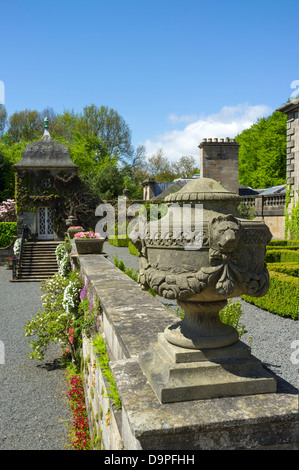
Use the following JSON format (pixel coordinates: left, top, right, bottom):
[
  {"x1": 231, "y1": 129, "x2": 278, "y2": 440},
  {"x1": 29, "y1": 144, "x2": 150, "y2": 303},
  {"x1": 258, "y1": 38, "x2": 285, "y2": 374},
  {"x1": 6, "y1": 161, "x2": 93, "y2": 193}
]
[
  {"x1": 7, "y1": 109, "x2": 43, "y2": 142},
  {"x1": 0, "y1": 105, "x2": 7, "y2": 135},
  {"x1": 77, "y1": 104, "x2": 133, "y2": 160},
  {"x1": 236, "y1": 110, "x2": 287, "y2": 188},
  {"x1": 0, "y1": 150, "x2": 15, "y2": 201},
  {"x1": 147, "y1": 149, "x2": 177, "y2": 182},
  {"x1": 172, "y1": 155, "x2": 200, "y2": 178}
]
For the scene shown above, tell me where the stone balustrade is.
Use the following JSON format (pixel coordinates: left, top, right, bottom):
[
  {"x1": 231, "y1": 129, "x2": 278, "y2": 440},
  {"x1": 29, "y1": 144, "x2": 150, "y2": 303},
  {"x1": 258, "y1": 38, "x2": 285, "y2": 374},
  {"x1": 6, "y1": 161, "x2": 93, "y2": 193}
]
[{"x1": 71, "y1": 246, "x2": 299, "y2": 450}]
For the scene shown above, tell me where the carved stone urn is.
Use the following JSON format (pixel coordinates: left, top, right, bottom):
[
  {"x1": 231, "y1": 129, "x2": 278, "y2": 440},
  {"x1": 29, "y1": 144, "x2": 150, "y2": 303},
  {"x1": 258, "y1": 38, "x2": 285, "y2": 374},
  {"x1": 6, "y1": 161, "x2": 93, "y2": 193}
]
[{"x1": 130, "y1": 178, "x2": 277, "y2": 403}]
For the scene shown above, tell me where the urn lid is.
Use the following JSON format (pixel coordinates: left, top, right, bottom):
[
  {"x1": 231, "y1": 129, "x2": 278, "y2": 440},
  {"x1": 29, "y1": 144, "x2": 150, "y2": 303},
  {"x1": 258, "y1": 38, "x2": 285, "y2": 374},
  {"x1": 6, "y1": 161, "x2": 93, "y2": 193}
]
[
  {"x1": 14, "y1": 118, "x2": 78, "y2": 170},
  {"x1": 164, "y1": 177, "x2": 241, "y2": 203}
]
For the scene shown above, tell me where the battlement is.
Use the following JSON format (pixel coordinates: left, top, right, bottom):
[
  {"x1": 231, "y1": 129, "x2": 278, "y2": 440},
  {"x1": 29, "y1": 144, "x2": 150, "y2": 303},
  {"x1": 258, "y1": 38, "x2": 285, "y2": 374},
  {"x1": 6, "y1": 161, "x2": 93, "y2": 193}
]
[{"x1": 199, "y1": 137, "x2": 239, "y2": 145}]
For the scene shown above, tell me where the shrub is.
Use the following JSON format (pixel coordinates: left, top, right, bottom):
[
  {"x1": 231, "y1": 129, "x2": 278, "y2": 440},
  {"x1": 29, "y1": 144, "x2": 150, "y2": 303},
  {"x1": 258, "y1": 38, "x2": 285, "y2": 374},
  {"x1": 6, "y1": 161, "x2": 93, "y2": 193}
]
[
  {"x1": 0, "y1": 222, "x2": 17, "y2": 247},
  {"x1": 243, "y1": 270, "x2": 299, "y2": 319},
  {"x1": 219, "y1": 300, "x2": 247, "y2": 338},
  {"x1": 56, "y1": 242, "x2": 71, "y2": 276},
  {"x1": 0, "y1": 199, "x2": 16, "y2": 222},
  {"x1": 267, "y1": 262, "x2": 299, "y2": 277},
  {"x1": 266, "y1": 245, "x2": 299, "y2": 251},
  {"x1": 265, "y1": 249, "x2": 299, "y2": 264},
  {"x1": 108, "y1": 236, "x2": 129, "y2": 247},
  {"x1": 128, "y1": 240, "x2": 139, "y2": 256}
]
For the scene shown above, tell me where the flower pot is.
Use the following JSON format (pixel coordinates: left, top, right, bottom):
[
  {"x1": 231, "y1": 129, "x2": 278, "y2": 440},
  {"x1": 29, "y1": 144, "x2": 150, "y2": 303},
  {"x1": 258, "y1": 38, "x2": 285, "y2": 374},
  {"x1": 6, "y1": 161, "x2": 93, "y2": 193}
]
[{"x1": 74, "y1": 238, "x2": 105, "y2": 254}]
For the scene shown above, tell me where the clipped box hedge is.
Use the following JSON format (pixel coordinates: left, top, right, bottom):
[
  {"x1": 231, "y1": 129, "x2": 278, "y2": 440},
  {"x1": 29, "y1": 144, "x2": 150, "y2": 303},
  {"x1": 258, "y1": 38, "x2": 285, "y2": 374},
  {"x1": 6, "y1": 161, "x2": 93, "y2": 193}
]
[
  {"x1": 266, "y1": 244, "x2": 299, "y2": 251},
  {"x1": 267, "y1": 262, "x2": 299, "y2": 277},
  {"x1": 265, "y1": 249, "x2": 299, "y2": 263},
  {"x1": 268, "y1": 239, "x2": 299, "y2": 246},
  {"x1": 128, "y1": 240, "x2": 139, "y2": 257},
  {"x1": 242, "y1": 270, "x2": 299, "y2": 320},
  {"x1": 0, "y1": 222, "x2": 17, "y2": 248},
  {"x1": 108, "y1": 236, "x2": 129, "y2": 247}
]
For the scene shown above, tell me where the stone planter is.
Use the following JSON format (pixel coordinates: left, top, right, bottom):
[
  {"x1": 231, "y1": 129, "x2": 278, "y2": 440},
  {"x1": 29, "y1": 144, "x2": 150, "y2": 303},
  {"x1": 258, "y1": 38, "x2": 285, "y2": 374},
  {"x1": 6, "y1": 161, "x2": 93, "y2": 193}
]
[{"x1": 75, "y1": 238, "x2": 105, "y2": 254}]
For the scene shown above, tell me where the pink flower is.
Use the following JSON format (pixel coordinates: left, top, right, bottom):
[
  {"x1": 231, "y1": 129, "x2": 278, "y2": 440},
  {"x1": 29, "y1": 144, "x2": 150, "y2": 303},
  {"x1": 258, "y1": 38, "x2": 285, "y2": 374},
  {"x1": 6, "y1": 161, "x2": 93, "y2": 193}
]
[{"x1": 74, "y1": 231, "x2": 101, "y2": 239}]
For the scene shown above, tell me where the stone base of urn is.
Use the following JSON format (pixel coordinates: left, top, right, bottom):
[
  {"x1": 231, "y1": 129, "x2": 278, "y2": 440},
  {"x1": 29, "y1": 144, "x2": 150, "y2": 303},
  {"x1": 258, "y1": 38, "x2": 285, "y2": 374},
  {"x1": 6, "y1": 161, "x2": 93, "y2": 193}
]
[{"x1": 139, "y1": 333, "x2": 277, "y2": 404}]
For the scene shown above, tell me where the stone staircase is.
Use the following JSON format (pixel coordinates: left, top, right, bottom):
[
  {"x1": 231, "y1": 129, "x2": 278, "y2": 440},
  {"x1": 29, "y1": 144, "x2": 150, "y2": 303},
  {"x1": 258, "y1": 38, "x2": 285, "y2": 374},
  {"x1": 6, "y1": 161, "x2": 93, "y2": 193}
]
[{"x1": 17, "y1": 241, "x2": 61, "y2": 281}]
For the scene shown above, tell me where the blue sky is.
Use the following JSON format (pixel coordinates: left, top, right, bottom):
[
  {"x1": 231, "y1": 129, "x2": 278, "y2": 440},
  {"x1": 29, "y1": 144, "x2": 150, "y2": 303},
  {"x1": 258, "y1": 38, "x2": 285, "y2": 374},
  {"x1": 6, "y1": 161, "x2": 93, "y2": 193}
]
[{"x1": 0, "y1": 0, "x2": 298, "y2": 161}]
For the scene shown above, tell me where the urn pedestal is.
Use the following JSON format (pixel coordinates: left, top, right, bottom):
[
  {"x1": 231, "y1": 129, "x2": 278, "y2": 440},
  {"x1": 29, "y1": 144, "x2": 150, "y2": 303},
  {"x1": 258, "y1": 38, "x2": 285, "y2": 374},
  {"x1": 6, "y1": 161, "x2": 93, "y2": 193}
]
[{"x1": 131, "y1": 178, "x2": 277, "y2": 403}]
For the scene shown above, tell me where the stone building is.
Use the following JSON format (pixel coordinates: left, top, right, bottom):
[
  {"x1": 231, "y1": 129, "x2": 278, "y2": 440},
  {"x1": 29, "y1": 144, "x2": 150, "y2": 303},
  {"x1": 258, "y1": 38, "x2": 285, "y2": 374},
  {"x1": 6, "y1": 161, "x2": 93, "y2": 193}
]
[
  {"x1": 14, "y1": 118, "x2": 78, "y2": 240},
  {"x1": 276, "y1": 98, "x2": 299, "y2": 216}
]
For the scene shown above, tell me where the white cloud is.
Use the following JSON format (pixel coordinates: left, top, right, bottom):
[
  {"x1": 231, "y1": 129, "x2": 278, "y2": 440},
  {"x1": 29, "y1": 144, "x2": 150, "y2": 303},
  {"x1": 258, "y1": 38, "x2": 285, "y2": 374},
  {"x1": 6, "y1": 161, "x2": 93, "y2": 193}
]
[
  {"x1": 143, "y1": 103, "x2": 272, "y2": 162},
  {"x1": 168, "y1": 113, "x2": 198, "y2": 124}
]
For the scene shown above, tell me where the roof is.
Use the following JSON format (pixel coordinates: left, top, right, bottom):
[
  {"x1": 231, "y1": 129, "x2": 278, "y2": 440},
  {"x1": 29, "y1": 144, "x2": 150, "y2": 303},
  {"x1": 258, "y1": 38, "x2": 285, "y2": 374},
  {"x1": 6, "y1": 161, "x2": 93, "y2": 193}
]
[
  {"x1": 14, "y1": 129, "x2": 78, "y2": 170},
  {"x1": 276, "y1": 98, "x2": 299, "y2": 114}
]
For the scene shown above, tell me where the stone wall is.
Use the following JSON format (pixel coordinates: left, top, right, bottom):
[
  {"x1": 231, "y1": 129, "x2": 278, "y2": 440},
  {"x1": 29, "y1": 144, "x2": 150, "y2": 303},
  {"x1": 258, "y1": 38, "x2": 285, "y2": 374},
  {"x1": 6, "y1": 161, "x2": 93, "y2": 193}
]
[
  {"x1": 72, "y1": 248, "x2": 299, "y2": 450},
  {"x1": 241, "y1": 194, "x2": 285, "y2": 239},
  {"x1": 277, "y1": 99, "x2": 299, "y2": 214}
]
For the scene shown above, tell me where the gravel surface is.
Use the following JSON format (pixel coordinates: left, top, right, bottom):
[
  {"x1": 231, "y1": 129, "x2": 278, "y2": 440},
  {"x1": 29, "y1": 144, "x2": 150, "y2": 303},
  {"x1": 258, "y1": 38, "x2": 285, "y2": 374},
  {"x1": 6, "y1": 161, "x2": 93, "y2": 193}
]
[
  {"x1": 0, "y1": 267, "x2": 72, "y2": 450},
  {"x1": 104, "y1": 242, "x2": 299, "y2": 394}
]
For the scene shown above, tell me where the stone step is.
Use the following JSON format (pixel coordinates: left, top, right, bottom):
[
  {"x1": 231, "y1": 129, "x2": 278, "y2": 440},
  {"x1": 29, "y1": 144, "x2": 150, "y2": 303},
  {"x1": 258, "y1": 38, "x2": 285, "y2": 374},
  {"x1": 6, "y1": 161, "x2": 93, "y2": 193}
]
[{"x1": 20, "y1": 268, "x2": 58, "y2": 272}]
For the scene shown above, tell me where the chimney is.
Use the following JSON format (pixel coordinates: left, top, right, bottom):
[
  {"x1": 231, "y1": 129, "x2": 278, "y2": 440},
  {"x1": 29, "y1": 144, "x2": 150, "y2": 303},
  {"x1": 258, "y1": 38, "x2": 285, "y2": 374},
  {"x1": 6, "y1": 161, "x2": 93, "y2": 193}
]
[{"x1": 198, "y1": 138, "x2": 239, "y2": 193}]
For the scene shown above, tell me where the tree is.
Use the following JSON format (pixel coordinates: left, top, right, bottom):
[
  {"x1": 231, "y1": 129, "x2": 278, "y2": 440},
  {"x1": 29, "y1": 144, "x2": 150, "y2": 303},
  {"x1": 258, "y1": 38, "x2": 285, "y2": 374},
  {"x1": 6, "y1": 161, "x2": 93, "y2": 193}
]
[
  {"x1": 77, "y1": 104, "x2": 133, "y2": 160},
  {"x1": 147, "y1": 149, "x2": 177, "y2": 182},
  {"x1": 171, "y1": 155, "x2": 200, "y2": 178},
  {"x1": 7, "y1": 109, "x2": 42, "y2": 142},
  {"x1": 0, "y1": 105, "x2": 7, "y2": 135},
  {"x1": 236, "y1": 110, "x2": 287, "y2": 188}
]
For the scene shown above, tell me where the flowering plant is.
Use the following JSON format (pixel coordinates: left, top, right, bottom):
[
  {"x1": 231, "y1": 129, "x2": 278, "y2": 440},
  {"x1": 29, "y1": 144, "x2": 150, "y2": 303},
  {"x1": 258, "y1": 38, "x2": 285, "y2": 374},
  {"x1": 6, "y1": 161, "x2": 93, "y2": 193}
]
[
  {"x1": 68, "y1": 226, "x2": 83, "y2": 231},
  {"x1": 68, "y1": 374, "x2": 91, "y2": 450},
  {"x1": 13, "y1": 238, "x2": 22, "y2": 256},
  {"x1": 0, "y1": 199, "x2": 16, "y2": 222},
  {"x1": 74, "y1": 231, "x2": 101, "y2": 239},
  {"x1": 5, "y1": 258, "x2": 12, "y2": 267}
]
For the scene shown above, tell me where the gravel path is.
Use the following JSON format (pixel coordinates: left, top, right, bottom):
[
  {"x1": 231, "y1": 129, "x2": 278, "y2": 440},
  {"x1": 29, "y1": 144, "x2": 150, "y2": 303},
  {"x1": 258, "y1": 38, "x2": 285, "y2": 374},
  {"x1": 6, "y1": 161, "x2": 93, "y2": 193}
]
[
  {"x1": 104, "y1": 242, "x2": 299, "y2": 394},
  {"x1": 0, "y1": 267, "x2": 72, "y2": 450}
]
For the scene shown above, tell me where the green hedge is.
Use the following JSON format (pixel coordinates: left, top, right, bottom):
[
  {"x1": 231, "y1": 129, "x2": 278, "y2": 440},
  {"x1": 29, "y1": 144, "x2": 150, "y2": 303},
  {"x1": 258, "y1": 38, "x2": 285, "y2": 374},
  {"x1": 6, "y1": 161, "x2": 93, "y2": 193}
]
[
  {"x1": 265, "y1": 249, "x2": 299, "y2": 263},
  {"x1": 268, "y1": 239, "x2": 299, "y2": 246},
  {"x1": 128, "y1": 240, "x2": 139, "y2": 257},
  {"x1": 266, "y1": 244, "x2": 299, "y2": 251},
  {"x1": 267, "y1": 262, "x2": 299, "y2": 277},
  {"x1": 242, "y1": 270, "x2": 299, "y2": 320},
  {"x1": 0, "y1": 222, "x2": 17, "y2": 248},
  {"x1": 108, "y1": 236, "x2": 129, "y2": 247}
]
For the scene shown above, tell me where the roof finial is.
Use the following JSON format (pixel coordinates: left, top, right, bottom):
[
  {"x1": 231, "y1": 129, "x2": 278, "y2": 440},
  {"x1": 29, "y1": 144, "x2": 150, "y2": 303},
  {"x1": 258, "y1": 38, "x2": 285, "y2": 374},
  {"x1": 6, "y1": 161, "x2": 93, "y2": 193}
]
[{"x1": 44, "y1": 117, "x2": 49, "y2": 130}]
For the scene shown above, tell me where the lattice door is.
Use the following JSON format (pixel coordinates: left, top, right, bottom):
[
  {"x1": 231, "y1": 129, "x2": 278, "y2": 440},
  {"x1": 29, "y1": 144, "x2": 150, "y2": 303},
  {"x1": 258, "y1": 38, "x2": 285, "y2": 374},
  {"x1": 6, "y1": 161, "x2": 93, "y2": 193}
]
[{"x1": 38, "y1": 207, "x2": 54, "y2": 240}]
